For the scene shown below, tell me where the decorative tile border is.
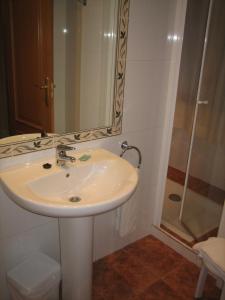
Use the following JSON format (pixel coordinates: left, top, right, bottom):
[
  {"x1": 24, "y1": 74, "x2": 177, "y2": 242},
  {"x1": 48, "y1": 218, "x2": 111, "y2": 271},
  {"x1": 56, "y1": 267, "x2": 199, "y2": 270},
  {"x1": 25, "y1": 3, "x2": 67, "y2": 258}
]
[
  {"x1": 0, "y1": 0, "x2": 129, "y2": 159},
  {"x1": 0, "y1": 145, "x2": 13, "y2": 159},
  {"x1": 12, "y1": 138, "x2": 54, "y2": 156},
  {"x1": 0, "y1": 137, "x2": 54, "y2": 158}
]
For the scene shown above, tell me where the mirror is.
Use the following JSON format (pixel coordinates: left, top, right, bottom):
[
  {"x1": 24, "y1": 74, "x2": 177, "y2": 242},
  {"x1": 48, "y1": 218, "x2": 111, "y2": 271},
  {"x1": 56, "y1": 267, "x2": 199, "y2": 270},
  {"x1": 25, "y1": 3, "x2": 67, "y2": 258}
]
[
  {"x1": 54, "y1": 0, "x2": 118, "y2": 133},
  {"x1": 0, "y1": 0, "x2": 129, "y2": 157}
]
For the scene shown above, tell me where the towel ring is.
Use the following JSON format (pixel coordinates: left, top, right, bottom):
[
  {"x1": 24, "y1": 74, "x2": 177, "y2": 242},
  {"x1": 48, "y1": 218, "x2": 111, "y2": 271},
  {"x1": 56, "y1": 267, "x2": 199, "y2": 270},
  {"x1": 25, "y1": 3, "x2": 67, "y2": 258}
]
[{"x1": 120, "y1": 141, "x2": 142, "y2": 169}]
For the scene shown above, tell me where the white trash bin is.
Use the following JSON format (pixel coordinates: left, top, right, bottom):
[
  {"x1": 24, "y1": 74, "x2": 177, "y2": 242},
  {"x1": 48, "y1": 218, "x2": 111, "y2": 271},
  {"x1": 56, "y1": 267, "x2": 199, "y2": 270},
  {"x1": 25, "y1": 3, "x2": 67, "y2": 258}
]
[{"x1": 7, "y1": 253, "x2": 61, "y2": 300}]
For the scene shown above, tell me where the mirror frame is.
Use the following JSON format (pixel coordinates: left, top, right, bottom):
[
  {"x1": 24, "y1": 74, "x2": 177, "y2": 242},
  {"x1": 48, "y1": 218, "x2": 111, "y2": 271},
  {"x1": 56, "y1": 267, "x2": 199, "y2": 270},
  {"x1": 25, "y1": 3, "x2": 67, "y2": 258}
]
[{"x1": 0, "y1": 0, "x2": 129, "y2": 159}]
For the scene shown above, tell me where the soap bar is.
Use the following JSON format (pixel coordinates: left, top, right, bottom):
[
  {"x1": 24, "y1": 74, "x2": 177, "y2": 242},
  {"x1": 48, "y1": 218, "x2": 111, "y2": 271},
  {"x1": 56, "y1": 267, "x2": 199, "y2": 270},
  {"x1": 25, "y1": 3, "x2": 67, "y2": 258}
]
[{"x1": 79, "y1": 154, "x2": 91, "y2": 161}]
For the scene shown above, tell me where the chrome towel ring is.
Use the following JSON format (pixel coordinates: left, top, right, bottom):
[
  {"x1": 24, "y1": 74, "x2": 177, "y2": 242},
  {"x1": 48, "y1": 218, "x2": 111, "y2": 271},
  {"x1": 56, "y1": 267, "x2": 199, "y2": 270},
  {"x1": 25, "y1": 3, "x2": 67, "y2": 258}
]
[{"x1": 120, "y1": 141, "x2": 142, "y2": 169}]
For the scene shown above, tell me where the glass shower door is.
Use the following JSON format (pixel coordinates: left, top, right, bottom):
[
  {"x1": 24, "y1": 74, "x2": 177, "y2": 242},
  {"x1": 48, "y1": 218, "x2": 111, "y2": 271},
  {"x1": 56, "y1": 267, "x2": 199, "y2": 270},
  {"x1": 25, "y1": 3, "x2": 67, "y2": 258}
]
[{"x1": 180, "y1": 0, "x2": 225, "y2": 240}]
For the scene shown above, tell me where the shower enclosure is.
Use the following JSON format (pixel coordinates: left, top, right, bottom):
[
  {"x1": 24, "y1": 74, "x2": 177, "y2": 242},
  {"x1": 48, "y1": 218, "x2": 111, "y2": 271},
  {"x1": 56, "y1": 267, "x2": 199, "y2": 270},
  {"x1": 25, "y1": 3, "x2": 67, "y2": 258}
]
[{"x1": 161, "y1": 0, "x2": 225, "y2": 245}]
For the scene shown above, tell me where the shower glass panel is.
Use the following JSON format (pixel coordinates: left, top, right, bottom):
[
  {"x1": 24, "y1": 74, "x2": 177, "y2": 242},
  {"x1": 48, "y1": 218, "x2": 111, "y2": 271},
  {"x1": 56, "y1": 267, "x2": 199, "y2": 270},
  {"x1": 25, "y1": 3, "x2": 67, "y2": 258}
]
[
  {"x1": 180, "y1": 0, "x2": 225, "y2": 240},
  {"x1": 168, "y1": 0, "x2": 209, "y2": 176},
  {"x1": 161, "y1": 0, "x2": 210, "y2": 243}
]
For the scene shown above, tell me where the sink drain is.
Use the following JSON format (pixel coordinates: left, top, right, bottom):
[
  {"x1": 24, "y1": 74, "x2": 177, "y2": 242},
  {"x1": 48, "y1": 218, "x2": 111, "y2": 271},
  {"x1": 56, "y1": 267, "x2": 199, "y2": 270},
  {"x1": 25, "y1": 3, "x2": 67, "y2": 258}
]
[
  {"x1": 168, "y1": 193, "x2": 181, "y2": 202},
  {"x1": 69, "y1": 196, "x2": 81, "y2": 203}
]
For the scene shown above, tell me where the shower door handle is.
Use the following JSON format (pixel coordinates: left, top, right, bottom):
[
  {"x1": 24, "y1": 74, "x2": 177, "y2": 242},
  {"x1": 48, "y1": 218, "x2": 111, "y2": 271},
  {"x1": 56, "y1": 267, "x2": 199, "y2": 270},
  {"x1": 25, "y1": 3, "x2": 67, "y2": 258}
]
[{"x1": 198, "y1": 100, "x2": 208, "y2": 105}]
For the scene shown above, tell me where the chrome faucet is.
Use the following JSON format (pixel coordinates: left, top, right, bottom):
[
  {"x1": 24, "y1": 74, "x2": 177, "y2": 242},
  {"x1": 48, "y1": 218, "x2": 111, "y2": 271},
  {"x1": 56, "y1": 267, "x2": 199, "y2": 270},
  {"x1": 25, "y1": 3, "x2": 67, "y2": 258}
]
[{"x1": 56, "y1": 144, "x2": 76, "y2": 167}]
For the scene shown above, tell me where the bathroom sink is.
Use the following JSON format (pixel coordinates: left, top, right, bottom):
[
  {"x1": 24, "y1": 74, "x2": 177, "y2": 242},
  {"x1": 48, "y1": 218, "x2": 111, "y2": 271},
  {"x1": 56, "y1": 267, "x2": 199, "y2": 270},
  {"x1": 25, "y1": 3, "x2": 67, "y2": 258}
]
[
  {"x1": 0, "y1": 149, "x2": 138, "y2": 217},
  {"x1": 0, "y1": 148, "x2": 139, "y2": 300}
]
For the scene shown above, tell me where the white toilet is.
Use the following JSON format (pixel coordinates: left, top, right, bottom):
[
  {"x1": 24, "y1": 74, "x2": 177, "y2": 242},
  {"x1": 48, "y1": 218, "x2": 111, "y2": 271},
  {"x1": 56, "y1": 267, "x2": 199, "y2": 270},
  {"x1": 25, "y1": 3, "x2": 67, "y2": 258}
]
[{"x1": 7, "y1": 253, "x2": 61, "y2": 300}]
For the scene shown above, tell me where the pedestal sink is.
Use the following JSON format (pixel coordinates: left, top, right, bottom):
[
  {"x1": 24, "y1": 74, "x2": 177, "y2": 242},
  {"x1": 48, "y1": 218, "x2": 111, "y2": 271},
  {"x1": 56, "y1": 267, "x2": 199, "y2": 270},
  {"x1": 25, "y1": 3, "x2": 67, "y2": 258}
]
[{"x1": 0, "y1": 148, "x2": 138, "y2": 300}]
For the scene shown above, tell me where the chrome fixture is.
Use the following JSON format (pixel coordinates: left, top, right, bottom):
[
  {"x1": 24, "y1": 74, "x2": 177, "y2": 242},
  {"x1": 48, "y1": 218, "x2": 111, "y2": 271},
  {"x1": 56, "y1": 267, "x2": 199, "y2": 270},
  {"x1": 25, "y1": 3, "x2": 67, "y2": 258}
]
[
  {"x1": 56, "y1": 144, "x2": 76, "y2": 167},
  {"x1": 120, "y1": 141, "x2": 142, "y2": 169},
  {"x1": 41, "y1": 130, "x2": 48, "y2": 138}
]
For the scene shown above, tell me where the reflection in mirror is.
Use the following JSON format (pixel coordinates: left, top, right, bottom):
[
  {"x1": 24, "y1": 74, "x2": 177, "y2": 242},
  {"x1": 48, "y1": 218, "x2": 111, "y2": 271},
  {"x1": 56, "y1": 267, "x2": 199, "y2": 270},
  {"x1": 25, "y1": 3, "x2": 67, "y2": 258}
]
[
  {"x1": 54, "y1": 0, "x2": 118, "y2": 133},
  {"x1": 0, "y1": 0, "x2": 127, "y2": 148}
]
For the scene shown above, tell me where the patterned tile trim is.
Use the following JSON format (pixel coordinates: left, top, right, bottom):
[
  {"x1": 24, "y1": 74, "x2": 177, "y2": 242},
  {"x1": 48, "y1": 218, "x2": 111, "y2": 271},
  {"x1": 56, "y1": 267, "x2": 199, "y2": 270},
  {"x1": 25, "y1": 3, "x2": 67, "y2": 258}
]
[{"x1": 0, "y1": 0, "x2": 129, "y2": 159}]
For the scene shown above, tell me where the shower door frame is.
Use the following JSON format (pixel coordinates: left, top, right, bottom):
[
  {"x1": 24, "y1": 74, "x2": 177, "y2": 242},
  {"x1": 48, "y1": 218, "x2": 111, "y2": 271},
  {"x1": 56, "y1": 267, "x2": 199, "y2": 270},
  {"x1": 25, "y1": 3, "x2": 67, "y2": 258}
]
[
  {"x1": 178, "y1": 0, "x2": 213, "y2": 230},
  {"x1": 178, "y1": 0, "x2": 225, "y2": 240},
  {"x1": 154, "y1": 0, "x2": 225, "y2": 245}
]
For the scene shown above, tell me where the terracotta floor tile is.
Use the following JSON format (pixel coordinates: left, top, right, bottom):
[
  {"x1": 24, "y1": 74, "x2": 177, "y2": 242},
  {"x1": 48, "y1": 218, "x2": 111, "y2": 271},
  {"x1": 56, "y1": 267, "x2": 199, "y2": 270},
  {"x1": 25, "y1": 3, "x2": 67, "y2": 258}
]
[
  {"x1": 106, "y1": 249, "x2": 157, "y2": 293},
  {"x1": 124, "y1": 235, "x2": 185, "y2": 277},
  {"x1": 93, "y1": 235, "x2": 221, "y2": 300},
  {"x1": 138, "y1": 280, "x2": 184, "y2": 300},
  {"x1": 201, "y1": 274, "x2": 221, "y2": 299},
  {"x1": 93, "y1": 258, "x2": 136, "y2": 300},
  {"x1": 163, "y1": 260, "x2": 220, "y2": 300},
  {"x1": 92, "y1": 289, "x2": 105, "y2": 300}
]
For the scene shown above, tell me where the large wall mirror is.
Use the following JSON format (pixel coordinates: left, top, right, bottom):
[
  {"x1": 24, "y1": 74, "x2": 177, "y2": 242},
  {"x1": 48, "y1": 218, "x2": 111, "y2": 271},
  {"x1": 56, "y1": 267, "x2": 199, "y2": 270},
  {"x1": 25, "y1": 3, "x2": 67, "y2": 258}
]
[{"x1": 0, "y1": 0, "x2": 129, "y2": 158}]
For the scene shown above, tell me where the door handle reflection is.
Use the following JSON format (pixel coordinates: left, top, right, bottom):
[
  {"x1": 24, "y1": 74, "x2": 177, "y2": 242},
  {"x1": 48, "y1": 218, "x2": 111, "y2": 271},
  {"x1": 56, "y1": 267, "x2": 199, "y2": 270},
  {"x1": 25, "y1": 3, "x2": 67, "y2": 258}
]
[{"x1": 35, "y1": 77, "x2": 55, "y2": 106}]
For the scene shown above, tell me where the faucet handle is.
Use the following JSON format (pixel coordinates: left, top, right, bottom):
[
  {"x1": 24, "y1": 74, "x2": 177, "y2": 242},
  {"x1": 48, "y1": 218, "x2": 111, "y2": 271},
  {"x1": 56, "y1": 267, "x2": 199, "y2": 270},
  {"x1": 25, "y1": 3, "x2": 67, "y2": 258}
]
[{"x1": 56, "y1": 144, "x2": 76, "y2": 151}]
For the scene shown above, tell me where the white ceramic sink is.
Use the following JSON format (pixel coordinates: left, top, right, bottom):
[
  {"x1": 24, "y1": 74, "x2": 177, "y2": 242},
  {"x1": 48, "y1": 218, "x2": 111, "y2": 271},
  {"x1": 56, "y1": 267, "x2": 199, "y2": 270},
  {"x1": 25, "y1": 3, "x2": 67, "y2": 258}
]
[
  {"x1": 0, "y1": 149, "x2": 138, "y2": 217},
  {"x1": 0, "y1": 148, "x2": 138, "y2": 300}
]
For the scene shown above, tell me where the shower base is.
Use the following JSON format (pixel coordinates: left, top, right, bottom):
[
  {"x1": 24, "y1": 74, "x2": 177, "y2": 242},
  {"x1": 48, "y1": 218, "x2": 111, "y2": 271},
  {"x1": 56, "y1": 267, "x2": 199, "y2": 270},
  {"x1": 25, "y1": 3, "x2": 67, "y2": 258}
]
[{"x1": 161, "y1": 179, "x2": 222, "y2": 245}]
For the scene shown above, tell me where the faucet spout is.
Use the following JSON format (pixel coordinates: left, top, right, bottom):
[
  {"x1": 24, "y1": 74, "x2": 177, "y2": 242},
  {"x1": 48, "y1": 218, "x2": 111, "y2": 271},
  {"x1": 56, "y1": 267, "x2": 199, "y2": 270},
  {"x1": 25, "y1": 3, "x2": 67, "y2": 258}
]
[{"x1": 56, "y1": 144, "x2": 76, "y2": 167}]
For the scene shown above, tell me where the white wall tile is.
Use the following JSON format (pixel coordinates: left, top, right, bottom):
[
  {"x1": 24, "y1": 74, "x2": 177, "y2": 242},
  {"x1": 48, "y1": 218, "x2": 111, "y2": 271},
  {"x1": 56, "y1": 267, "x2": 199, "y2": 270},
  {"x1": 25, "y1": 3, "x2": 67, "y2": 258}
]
[
  {"x1": 0, "y1": 242, "x2": 9, "y2": 300},
  {"x1": 0, "y1": 189, "x2": 56, "y2": 240},
  {"x1": 123, "y1": 60, "x2": 171, "y2": 133},
  {"x1": 127, "y1": 0, "x2": 177, "y2": 61},
  {"x1": 93, "y1": 129, "x2": 157, "y2": 260},
  {"x1": 2, "y1": 222, "x2": 60, "y2": 271}
]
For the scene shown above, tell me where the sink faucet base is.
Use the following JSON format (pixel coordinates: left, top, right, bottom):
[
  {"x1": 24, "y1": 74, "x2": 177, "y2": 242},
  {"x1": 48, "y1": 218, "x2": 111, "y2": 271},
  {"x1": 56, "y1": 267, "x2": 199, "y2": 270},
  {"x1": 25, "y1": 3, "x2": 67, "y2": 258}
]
[{"x1": 56, "y1": 145, "x2": 76, "y2": 167}]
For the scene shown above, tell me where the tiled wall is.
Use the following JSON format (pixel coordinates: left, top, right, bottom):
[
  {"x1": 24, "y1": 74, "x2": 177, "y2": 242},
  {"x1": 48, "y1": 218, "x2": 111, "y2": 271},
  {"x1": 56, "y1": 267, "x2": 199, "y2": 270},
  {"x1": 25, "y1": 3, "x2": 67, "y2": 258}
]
[
  {"x1": 0, "y1": 186, "x2": 60, "y2": 298},
  {"x1": 0, "y1": 1, "x2": 185, "y2": 298}
]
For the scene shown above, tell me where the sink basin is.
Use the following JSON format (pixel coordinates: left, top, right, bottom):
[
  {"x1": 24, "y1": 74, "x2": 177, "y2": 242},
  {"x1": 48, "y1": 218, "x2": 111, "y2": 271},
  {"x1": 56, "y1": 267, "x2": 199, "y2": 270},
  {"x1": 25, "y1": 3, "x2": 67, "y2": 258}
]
[
  {"x1": 0, "y1": 149, "x2": 138, "y2": 217},
  {"x1": 0, "y1": 148, "x2": 139, "y2": 300}
]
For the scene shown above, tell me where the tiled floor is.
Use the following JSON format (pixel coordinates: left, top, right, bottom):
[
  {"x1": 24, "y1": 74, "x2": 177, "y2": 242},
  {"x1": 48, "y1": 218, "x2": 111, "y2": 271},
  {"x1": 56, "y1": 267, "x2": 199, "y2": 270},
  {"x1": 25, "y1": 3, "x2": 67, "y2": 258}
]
[{"x1": 93, "y1": 235, "x2": 220, "y2": 300}]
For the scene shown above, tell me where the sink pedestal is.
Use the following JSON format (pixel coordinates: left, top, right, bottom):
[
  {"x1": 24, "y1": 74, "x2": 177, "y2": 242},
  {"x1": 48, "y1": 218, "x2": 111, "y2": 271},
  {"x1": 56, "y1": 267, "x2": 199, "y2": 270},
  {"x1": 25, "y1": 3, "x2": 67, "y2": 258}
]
[{"x1": 59, "y1": 217, "x2": 94, "y2": 300}]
